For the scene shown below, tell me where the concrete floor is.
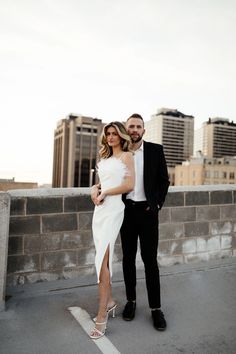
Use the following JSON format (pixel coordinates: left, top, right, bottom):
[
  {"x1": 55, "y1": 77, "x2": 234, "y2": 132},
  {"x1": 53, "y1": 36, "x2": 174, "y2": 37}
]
[{"x1": 1, "y1": 258, "x2": 236, "y2": 354}]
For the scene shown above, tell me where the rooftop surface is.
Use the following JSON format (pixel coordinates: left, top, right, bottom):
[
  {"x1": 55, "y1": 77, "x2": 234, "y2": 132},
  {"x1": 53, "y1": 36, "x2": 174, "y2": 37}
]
[{"x1": 1, "y1": 258, "x2": 236, "y2": 354}]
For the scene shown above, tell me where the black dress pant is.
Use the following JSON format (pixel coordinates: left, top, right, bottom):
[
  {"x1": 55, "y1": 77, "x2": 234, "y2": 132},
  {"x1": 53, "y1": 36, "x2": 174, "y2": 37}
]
[{"x1": 120, "y1": 200, "x2": 161, "y2": 309}]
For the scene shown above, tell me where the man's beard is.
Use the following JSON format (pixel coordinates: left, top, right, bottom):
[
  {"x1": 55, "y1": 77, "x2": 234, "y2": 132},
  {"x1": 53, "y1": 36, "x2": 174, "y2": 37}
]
[{"x1": 131, "y1": 135, "x2": 142, "y2": 143}]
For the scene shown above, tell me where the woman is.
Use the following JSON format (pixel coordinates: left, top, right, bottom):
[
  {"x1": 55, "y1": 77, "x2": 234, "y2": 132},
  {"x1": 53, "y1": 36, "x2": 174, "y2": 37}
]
[{"x1": 90, "y1": 121, "x2": 135, "y2": 339}]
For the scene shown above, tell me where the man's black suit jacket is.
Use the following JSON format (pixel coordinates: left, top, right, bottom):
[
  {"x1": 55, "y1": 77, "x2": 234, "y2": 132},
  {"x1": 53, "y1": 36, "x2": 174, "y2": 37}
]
[{"x1": 123, "y1": 140, "x2": 170, "y2": 215}]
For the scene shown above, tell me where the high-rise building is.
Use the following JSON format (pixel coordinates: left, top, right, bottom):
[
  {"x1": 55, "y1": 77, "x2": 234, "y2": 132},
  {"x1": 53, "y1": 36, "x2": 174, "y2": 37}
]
[
  {"x1": 145, "y1": 108, "x2": 194, "y2": 185},
  {"x1": 194, "y1": 118, "x2": 236, "y2": 158},
  {"x1": 52, "y1": 114, "x2": 104, "y2": 187}
]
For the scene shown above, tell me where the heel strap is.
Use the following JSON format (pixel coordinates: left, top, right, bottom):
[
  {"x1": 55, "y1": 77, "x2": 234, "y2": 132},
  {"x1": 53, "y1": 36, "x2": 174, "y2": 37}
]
[
  {"x1": 107, "y1": 303, "x2": 117, "y2": 312},
  {"x1": 92, "y1": 327, "x2": 104, "y2": 336},
  {"x1": 95, "y1": 321, "x2": 106, "y2": 325}
]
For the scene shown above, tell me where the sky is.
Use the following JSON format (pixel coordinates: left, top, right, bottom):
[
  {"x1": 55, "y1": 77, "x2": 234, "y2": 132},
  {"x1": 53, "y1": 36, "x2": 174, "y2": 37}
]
[{"x1": 0, "y1": 0, "x2": 236, "y2": 184}]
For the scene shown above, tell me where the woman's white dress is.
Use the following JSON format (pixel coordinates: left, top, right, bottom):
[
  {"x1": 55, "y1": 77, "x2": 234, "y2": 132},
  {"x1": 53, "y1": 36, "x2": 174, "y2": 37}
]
[{"x1": 92, "y1": 157, "x2": 127, "y2": 282}]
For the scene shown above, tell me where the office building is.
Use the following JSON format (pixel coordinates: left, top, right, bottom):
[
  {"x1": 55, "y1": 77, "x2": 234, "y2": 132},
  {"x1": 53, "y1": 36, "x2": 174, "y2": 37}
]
[
  {"x1": 145, "y1": 108, "x2": 194, "y2": 185},
  {"x1": 52, "y1": 114, "x2": 103, "y2": 187},
  {"x1": 194, "y1": 118, "x2": 236, "y2": 157},
  {"x1": 175, "y1": 155, "x2": 236, "y2": 185}
]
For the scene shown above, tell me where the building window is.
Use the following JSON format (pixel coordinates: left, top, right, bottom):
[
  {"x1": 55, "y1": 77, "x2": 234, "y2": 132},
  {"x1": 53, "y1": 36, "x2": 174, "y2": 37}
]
[
  {"x1": 229, "y1": 172, "x2": 235, "y2": 179},
  {"x1": 222, "y1": 172, "x2": 227, "y2": 179},
  {"x1": 214, "y1": 171, "x2": 219, "y2": 178},
  {"x1": 205, "y1": 170, "x2": 210, "y2": 178}
]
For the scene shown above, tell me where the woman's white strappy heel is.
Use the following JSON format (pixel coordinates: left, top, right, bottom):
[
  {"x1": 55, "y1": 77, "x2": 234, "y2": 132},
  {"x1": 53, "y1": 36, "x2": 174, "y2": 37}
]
[{"x1": 89, "y1": 320, "x2": 107, "y2": 339}]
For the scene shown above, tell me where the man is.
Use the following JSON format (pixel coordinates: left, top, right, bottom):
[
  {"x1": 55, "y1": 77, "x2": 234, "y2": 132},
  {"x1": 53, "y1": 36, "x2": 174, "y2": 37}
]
[
  {"x1": 120, "y1": 113, "x2": 169, "y2": 331},
  {"x1": 91, "y1": 113, "x2": 169, "y2": 330}
]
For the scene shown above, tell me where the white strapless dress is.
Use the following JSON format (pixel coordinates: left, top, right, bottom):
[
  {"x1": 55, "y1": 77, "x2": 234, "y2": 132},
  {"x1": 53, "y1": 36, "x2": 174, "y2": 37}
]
[{"x1": 92, "y1": 157, "x2": 127, "y2": 282}]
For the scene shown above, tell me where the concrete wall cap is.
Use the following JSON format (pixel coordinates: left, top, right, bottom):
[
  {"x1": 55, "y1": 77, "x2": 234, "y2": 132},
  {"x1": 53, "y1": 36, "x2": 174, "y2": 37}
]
[
  {"x1": 8, "y1": 188, "x2": 91, "y2": 198},
  {"x1": 7, "y1": 185, "x2": 236, "y2": 198},
  {"x1": 169, "y1": 185, "x2": 236, "y2": 192}
]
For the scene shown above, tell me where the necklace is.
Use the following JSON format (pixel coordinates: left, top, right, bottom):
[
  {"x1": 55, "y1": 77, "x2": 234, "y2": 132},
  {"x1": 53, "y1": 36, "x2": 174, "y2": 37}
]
[{"x1": 112, "y1": 151, "x2": 123, "y2": 159}]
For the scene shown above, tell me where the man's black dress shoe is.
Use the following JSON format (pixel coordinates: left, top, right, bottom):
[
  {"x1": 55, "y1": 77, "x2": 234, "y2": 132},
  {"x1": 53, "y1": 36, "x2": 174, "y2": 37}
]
[
  {"x1": 151, "y1": 309, "x2": 167, "y2": 331},
  {"x1": 122, "y1": 301, "x2": 136, "y2": 321}
]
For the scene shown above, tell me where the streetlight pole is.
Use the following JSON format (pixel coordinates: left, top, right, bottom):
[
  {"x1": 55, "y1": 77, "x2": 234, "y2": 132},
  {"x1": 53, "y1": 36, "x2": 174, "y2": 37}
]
[{"x1": 89, "y1": 169, "x2": 94, "y2": 187}]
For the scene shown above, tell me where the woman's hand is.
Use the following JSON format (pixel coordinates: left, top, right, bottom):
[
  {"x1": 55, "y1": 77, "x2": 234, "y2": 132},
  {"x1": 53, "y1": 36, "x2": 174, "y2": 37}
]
[
  {"x1": 91, "y1": 184, "x2": 100, "y2": 205},
  {"x1": 95, "y1": 192, "x2": 106, "y2": 205}
]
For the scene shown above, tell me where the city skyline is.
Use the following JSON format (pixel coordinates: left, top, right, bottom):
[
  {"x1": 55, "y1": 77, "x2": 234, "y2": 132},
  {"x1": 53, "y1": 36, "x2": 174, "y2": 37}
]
[{"x1": 1, "y1": 0, "x2": 236, "y2": 184}]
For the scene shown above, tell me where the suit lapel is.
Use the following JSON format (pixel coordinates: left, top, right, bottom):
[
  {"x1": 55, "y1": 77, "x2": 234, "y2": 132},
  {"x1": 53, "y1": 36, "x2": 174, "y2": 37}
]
[{"x1": 143, "y1": 141, "x2": 149, "y2": 187}]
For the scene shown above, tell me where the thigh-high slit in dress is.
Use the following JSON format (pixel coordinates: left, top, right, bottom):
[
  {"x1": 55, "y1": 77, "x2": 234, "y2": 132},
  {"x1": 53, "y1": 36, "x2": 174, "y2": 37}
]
[{"x1": 92, "y1": 157, "x2": 127, "y2": 282}]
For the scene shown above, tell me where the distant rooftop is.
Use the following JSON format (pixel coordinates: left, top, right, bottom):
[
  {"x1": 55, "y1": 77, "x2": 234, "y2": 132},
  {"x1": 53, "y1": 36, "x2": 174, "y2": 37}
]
[
  {"x1": 156, "y1": 108, "x2": 194, "y2": 119},
  {"x1": 182, "y1": 155, "x2": 236, "y2": 166},
  {"x1": 206, "y1": 117, "x2": 236, "y2": 126},
  {"x1": 0, "y1": 177, "x2": 15, "y2": 182},
  {"x1": 56, "y1": 114, "x2": 102, "y2": 128},
  {"x1": 67, "y1": 114, "x2": 101, "y2": 122}
]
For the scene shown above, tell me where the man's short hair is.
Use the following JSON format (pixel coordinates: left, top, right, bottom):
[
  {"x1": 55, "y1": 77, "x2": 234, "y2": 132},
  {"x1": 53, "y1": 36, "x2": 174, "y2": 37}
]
[{"x1": 127, "y1": 113, "x2": 144, "y2": 124}]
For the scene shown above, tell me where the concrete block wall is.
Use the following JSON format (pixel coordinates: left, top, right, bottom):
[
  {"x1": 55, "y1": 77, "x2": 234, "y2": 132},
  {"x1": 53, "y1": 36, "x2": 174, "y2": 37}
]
[
  {"x1": 157, "y1": 187, "x2": 236, "y2": 266},
  {"x1": 7, "y1": 188, "x2": 101, "y2": 285},
  {"x1": 6, "y1": 186, "x2": 236, "y2": 286}
]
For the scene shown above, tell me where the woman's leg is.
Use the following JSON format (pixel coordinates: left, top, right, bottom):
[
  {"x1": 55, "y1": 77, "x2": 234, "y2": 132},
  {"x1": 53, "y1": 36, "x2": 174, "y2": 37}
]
[
  {"x1": 96, "y1": 247, "x2": 111, "y2": 323},
  {"x1": 91, "y1": 246, "x2": 112, "y2": 338},
  {"x1": 107, "y1": 285, "x2": 116, "y2": 308},
  {"x1": 91, "y1": 247, "x2": 111, "y2": 337}
]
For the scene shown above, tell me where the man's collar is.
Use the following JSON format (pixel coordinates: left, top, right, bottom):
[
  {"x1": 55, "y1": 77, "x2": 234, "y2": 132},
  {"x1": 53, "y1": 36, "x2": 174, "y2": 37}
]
[
  {"x1": 132, "y1": 140, "x2": 144, "y2": 152},
  {"x1": 138, "y1": 141, "x2": 144, "y2": 151}
]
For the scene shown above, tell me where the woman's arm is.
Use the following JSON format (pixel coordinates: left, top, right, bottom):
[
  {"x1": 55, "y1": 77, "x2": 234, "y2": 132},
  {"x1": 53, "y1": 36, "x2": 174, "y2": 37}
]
[{"x1": 97, "y1": 152, "x2": 135, "y2": 202}]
